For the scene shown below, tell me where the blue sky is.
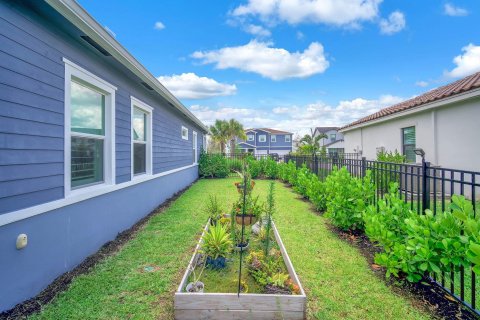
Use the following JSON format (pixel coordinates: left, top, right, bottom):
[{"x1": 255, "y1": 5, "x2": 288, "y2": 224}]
[{"x1": 80, "y1": 0, "x2": 480, "y2": 135}]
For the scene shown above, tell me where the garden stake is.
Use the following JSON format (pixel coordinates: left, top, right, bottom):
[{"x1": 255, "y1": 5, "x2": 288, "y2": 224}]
[{"x1": 237, "y1": 164, "x2": 247, "y2": 297}]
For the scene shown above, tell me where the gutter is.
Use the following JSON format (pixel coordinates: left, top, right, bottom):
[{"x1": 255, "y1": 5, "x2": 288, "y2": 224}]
[
  {"x1": 339, "y1": 88, "x2": 480, "y2": 133},
  {"x1": 45, "y1": 0, "x2": 208, "y2": 133}
]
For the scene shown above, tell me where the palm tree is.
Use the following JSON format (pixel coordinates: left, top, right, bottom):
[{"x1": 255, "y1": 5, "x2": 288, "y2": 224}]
[
  {"x1": 209, "y1": 120, "x2": 229, "y2": 154},
  {"x1": 299, "y1": 128, "x2": 327, "y2": 156},
  {"x1": 227, "y1": 119, "x2": 246, "y2": 156}
]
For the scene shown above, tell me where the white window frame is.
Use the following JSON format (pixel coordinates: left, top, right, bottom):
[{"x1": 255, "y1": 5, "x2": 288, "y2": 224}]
[
  {"x1": 131, "y1": 96, "x2": 153, "y2": 179},
  {"x1": 63, "y1": 58, "x2": 116, "y2": 197},
  {"x1": 182, "y1": 126, "x2": 189, "y2": 140},
  {"x1": 285, "y1": 135, "x2": 291, "y2": 142},
  {"x1": 193, "y1": 131, "x2": 198, "y2": 164},
  {"x1": 247, "y1": 134, "x2": 254, "y2": 142},
  {"x1": 271, "y1": 135, "x2": 276, "y2": 142},
  {"x1": 259, "y1": 134, "x2": 266, "y2": 142}
]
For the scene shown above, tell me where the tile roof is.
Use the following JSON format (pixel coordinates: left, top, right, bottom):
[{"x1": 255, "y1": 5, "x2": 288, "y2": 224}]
[
  {"x1": 324, "y1": 139, "x2": 344, "y2": 147},
  {"x1": 340, "y1": 71, "x2": 480, "y2": 131},
  {"x1": 245, "y1": 128, "x2": 292, "y2": 134}
]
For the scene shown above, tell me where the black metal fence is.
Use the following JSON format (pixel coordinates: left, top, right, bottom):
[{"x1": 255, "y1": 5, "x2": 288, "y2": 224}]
[{"x1": 284, "y1": 154, "x2": 480, "y2": 314}]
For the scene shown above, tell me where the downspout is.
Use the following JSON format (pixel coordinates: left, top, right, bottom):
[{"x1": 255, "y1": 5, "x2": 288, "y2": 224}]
[{"x1": 432, "y1": 110, "x2": 438, "y2": 165}]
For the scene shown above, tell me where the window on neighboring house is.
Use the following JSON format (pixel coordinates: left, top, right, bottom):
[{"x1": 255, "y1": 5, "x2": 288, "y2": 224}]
[
  {"x1": 259, "y1": 135, "x2": 266, "y2": 142},
  {"x1": 182, "y1": 126, "x2": 189, "y2": 140},
  {"x1": 330, "y1": 133, "x2": 336, "y2": 141},
  {"x1": 131, "y1": 97, "x2": 153, "y2": 177},
  {"x1": 271, "y1": 135, "x2": 276, "y2": 142},
  {"x1": 285, "y1": 135, "x2": 291, "y2": 142},
  {"x1": 247, "y1": 134, "x2": 254, "y2": 142},
  {"x1": 402, "y1": 126, "x2": 416, "y2": 163},
  {"x1": 64, "y1": 58, "x2": 116, "y2": 195}
]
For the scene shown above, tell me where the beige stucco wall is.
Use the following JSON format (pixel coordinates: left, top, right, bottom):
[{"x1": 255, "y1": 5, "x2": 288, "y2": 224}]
[{"x1": 343, "y1": 97, "x2": 480, "y2": 171}]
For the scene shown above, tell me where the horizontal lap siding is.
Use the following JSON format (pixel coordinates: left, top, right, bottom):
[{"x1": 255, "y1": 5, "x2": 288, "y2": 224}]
[
  {"x1": 0, "y1": 2, "x2": 204, "y2": 215},
  {"x1": 0, "y1": 6, "x2": 65, "y2": 214}
]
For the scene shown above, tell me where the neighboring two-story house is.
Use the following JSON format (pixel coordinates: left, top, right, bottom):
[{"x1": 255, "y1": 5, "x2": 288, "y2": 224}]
[
  {"x1": 237, "y1": 128, "x2": 293, "y2": 156},
  {"x1": 313, "y1": 127, "x2": 344, "y2": 154}
]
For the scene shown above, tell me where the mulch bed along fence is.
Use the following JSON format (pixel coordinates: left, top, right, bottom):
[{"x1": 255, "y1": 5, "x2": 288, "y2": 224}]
[{"x1": 0, "y1": 182, "x2": 196, "y2": 320}]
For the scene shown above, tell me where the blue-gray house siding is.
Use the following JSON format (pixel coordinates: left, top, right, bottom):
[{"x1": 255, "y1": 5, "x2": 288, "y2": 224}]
[
  {"x1": 237, "y1": 129, "x2": 293, "y2": 155},
  {"x1": 0, "y1": 0, "x2": 206, "y2": 312}
]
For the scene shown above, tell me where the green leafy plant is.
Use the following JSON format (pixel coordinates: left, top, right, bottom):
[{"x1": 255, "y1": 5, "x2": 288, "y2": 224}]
[
  {"x1": 201, "y1": 224, "x2": 233, "y2": 260},
  {"x1": 204, "y1": 194, "x2": 223, "y2": 224},
  {"x1": 268, "y1": 273, "x2": 289, "y2": 288},
  {"x1": 324, "y1": 167, "x2": 374, "y2": 230},
  {"x1": 199, "y1": 151, "x2": 229, "y2": 178}
]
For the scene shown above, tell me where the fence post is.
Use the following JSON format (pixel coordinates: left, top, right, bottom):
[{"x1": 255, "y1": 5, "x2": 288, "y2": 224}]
[
  {"x1": 422, "y1": 160, "x2": 431, "y2": 213},
  {"x1": 314, "y1": 154, "x2": 318, "y2": 175},
  {"x1": 361, "y1": 157, "x2": 366, "y2": 178}
]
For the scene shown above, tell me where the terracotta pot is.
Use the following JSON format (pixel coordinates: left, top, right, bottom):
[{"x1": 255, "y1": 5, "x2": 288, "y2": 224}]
[
  {"x1": 235, "y1": 214, "x2": 257, "y2": 226},
  {"x1": 234, "y1": 181, "x2": 255, "y2": 193}
]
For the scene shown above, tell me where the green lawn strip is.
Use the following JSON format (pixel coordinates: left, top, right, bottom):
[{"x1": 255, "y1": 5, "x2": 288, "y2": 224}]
[
  {"x1": 30, "y1": 179, "x2": 235, "y2": 320},
  {"x1": 262, "y1": 180, "x2": 431, "y2": 320},
  {"x1": 30, "y1": 178, "x2": 432, "y2": 319}
]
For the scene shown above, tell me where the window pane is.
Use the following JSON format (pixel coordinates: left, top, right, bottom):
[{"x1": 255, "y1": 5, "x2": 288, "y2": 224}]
[
  {"x1": 133, "y1": 107, "x2": 147, "y2": 141},
  {"x1": 134, "y1": 143, "x2": 146, "y2": 174},
  {"x1": 71, "y1": 81, "x2": 105, "y2": 135},
  {"x1": 403, "y1": 127, "x2": 415, "y2": 145},
  {"x1": 404, "y1": 145, "x2": 416, "y2": 163},
  {"x1": 71, "y1": 137, "x2": 103, "y2": 188}
]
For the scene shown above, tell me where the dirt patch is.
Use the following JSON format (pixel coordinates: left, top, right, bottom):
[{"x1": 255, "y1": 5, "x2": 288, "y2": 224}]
[
  {"x1": 0, "y1": 182, "x2": 195, "y2": 320},
  {"x1": 329, "y1": 224, "x2": 479, "y2": 320}
]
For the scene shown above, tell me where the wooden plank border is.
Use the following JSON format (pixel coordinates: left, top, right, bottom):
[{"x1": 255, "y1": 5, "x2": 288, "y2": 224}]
[{"x1": 174, "y1": 219, "x2": 306, "y2": 320}]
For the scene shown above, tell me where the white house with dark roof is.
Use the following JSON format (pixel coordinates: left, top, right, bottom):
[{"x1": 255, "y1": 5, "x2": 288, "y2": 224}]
[
  {"x1": 313, "y1": 127, "x2": 344, "y2": 154},
  {"x1": 236, "y1": 128, "x2": 293, "y2": 156},
  {"x1": 340, "y1": 72, "x2": 480, "y2": 171}
]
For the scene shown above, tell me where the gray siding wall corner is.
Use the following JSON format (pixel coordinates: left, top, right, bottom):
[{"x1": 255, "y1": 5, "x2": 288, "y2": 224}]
[{"x1": 0, "y1": 1, "x2": 204, "y2": 215}]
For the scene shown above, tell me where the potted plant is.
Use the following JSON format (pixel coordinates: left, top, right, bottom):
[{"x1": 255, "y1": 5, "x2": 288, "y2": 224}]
[
  {"x1": 185, "y1": 261, "x2": 206, "y2": 293},
  {"x1": 204, "y1": 195, "x2": 223, "y2": 225},
  {"x1": 201, "y1": 224, "x2": 232, "y2": 269},
  {"x1": 233, "y1": 196, "x2": 263, "y2": 226},
  {"x1": 234, "y1": 170, "x2": 255, "y2": 194}
]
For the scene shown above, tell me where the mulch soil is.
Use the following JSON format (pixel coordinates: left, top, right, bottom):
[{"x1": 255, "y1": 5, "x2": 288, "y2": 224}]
[{"x1": 0, "y1": 183, "x2": 195, "y2": 320}]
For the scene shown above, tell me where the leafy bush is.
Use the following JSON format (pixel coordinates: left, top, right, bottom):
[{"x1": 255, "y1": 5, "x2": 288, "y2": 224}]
[
  {"x1": 324, "y1": 168, "x2": 374, "y2": 231},
  {"x1": 293, "y1": 165, "x2": 310, "y2": 197},
  {"x1": 264, "y1": 158, "x2": 278, "y2": 179},
  {"x1": 227, "y1": 158, "x2": 243, "y2": 172},
  {"x1": 306, "y1": 175, "x2": 327, "y2": 212},
  {"x1": 370, "y1": 192, "x2": 480, "y2": 282},
  {"x1": 247, "y1": 157, "x2": 262, "y2": 178},
  {"x1": 199, "y1": 151, "x2": 229, "y2": 178}
]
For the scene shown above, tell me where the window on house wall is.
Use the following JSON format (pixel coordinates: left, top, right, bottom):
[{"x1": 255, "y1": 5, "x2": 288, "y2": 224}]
[
  {"x1": 285, "y1": 135, "x2": 291, "y2": 142},
  {"x1": 247, "y1": 134, "x2": 254, "y2": 141},
  {"x1": 330, "y1": 133, "x2": 336, "y2": 141},
  {"x1": 131, "y1": 97, "x2": 153, "y2": 177},
  {"x1": 271, "y1": 135, "x2": 276, "y2": 142},
  {"x1": 64, "y1": 58, "x2": 116, "y2": 194},
  {"x1": 402, "y1": 126, "x2": 416, "y2": 163},
  {"x1": 259, "y1": 135, "x2": 266, "y2": 142},
  {"x1": 182, "y1": 126, "x2": 189, "y2": 140}
]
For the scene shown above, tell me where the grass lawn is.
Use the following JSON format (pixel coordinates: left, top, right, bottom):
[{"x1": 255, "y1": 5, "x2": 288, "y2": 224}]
[{"x1": 30, "y1": 178, "x2": 430, "y2": 320}]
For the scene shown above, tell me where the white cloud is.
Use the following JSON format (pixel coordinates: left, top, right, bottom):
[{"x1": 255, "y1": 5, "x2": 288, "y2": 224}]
[
  {"x1": 157, "y1": 73, "x2": 237, "y2": 99},
  {"x1": 190, "y1": 94, "x2": 403, "y2": 136},
  {"x1": 244, "y1": 24, "x2": 271, "y2": 37},
  {"x1": 415, "y1": 81, "x2": 429, "y2": 87},
  {"x1": 231, "y1": 0, "x2": 382, "y2": 27},
  {"x1": 191, "y1": 40, "x2": 329, "y2": 80},
  {"x1": 379, "y1": 11, "x2": 406, "y2": 35},
  {"x1": 154, "y1": 21, "x2": 165, "y2": 30},
  {"x1": 444, "y1": 3, "x2": 469, "y2": 16},
  {"x1": 445, "y1": 44, "x2": 480, "y2": 78}
]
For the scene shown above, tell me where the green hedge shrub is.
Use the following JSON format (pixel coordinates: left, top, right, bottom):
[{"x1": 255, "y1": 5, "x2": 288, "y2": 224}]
[
  {"x1": 199, "y1": 152, "x2": 229, "y2": 178},
  {"x1": 324, "y1": 167, "x2": 374, "y2": 231}
]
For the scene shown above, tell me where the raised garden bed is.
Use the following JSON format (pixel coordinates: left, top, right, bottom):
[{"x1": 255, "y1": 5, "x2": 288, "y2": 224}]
[{"x1": 174, "y1": 219, "x2": 306, "y2": 320}]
